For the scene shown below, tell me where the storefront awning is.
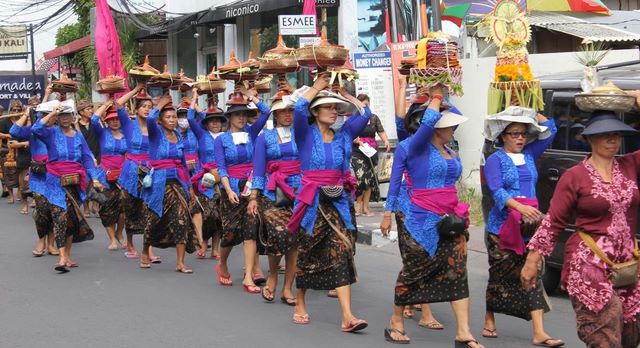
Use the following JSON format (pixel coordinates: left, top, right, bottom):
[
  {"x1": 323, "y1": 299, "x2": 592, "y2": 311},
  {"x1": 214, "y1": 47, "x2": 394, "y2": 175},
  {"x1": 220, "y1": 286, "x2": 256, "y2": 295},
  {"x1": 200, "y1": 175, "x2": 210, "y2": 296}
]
[
  {"x1": 201, "y1": 0, "x2": 302, "y2": 24},
  {"x1": 43, "y1": 35, "x2": 91, "y2": 59},
  {"x1": 528, "y1": 11, "x2": 640, "y2": 43}
]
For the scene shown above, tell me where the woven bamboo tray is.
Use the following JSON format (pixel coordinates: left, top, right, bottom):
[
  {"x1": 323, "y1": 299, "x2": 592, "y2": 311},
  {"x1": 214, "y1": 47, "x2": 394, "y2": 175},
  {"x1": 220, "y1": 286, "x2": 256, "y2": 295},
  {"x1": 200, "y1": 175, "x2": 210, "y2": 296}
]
[{"x1": 575, "y1": 93, "x2": 636, "y2": 112}]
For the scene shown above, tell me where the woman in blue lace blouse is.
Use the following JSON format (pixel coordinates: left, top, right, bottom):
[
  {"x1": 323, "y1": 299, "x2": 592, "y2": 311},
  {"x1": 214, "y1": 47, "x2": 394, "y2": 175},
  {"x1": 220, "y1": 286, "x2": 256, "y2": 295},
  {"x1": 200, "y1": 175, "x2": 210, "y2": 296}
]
[
  {"x1": 32, "y1": 105, "x2": 104, "y2": 273},
  {"x1": 482, "y1": 106, "x2": 561, "y2": 347},
  {"x1": 115, "y1": 84, "x2": 159, "y2": 262},
  {"x1": 286, "y1": 76, "x2": 370, "y2": 332},
  {"x1": 10, "y1": 105, "x2": 58, "y2": 257},
  {"x1": 247, "y1": 91, "x2": 300, "y2": 305},
  {"x1": 187, "y1": 92, "x2": 225, "y2": 260},
  {"x1": 380, "y1": 86, "x2": 482, "y2": 348},
  {"x1": 91, "y1": 101, "x2": 127, "y2": 251},
  {"x1": 139, "y1": 95, "x2": 199, "y2": 273},
  {"x1": 214, "y1": 90, "x2": 270, "y2": 293}
]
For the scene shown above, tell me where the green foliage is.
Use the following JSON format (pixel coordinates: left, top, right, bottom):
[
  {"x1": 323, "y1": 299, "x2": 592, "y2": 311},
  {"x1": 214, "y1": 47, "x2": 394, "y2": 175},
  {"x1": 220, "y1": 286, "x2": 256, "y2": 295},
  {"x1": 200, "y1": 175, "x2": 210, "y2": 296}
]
[{"x1": 457, "y1": 182, "x2": 484, "y2": 227}]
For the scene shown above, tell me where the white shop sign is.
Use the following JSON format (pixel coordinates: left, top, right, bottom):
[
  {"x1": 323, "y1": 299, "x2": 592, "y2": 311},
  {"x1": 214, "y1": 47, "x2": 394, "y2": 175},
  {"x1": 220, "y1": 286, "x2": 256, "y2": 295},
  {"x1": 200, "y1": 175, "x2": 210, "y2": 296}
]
[
  {"x1": 278, "y1": 15, "x2": 316, "y2": 36},
  {"x1": 299, "y1": 36, "x2": 321, "y2": 47}
]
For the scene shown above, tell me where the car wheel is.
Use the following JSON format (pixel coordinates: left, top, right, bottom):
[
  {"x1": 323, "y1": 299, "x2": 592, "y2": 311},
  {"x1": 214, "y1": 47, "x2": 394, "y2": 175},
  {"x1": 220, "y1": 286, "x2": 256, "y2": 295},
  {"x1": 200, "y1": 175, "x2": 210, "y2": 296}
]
[{"x1": 542, "y1": 265, "x2": 560, "y2": 295}]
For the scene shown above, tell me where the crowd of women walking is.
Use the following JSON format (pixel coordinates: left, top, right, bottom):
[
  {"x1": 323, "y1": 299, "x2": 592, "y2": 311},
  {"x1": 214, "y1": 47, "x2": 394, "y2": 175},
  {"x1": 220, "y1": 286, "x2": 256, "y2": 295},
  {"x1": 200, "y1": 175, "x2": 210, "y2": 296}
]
[{"x1": 8, "y1": 73, "x2": 640, "y2": 348}]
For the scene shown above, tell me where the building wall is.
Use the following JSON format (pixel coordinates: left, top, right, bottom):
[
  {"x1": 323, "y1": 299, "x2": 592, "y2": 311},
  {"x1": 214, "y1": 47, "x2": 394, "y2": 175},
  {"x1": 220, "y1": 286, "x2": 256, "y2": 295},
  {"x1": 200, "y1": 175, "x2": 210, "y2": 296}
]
[{"x1": 451, "y1": 49, "x2": 640, "y2": 189}]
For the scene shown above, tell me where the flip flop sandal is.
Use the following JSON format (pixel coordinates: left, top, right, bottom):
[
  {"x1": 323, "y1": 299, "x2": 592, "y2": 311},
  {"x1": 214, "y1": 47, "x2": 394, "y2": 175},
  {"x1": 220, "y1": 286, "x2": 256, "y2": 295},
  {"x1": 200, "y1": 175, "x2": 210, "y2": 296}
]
[
  {"x1": 384, "y1": 328, "x2": 410, "y2": 344},
  {"x1": 242, "y1": 283, "x2": 261, "y2": 294},
  {"x1": 280, "y1": 296, "x2": 296, "y2": 306},
  {"x1": 261, "y1": 286, "x2": 275, "y2": 302},
  {"x1": 252, "y1": 273, "x2": 266, "y2": 285},
  {"x1": 175, "y1": 267, "x2": 193, "y2": 274},
  {"x1": 482, "y1": 328, "x2": 498, "y2": 338},
  {"x1": 216, "y1": 264, "x2": 233, "y2": 286},
  {"x1": 54, "y1": 263, "x2": 69, "y2": 273},
  {"x1": 20, "y1": 209, "x2": 28, "y2": 215},
  {"x1": 327, "y1": 289, "x2": 338, "y2": 298},
  {"x1": 150, "y1": 256, "x2": 162, "y2": 264},
  {"x1": 124, "y1": 251, "x2": 139, "y2": 259},
  {"x1": 195, "y1": 251, "x2": 207, "y2": 259},
  {"x1": 419, "y1": 320, "x2": 444, "y2": 330},
  {"x1": 532, "y1": 338, "x2": 565, "y2": 347},
  {"x1": 139, "y1": 262, "x2": 151, "y2": 269},
  {"x1": 48, "y1": 250, "x2": 60, "y2": 256},
  {"x1": 66, "y1": 261, "x2": 78, "y2": 268},
  {"x1": 32, "y1": 249, "x2": 46, "y2": 257},
  {"x1": 341, "y1": 318, "x2": 368, "y2": 333},
  {"x1": 292, "y1": 313, "x2": 310, "y2": 325},
  {"x1": 107, "y1": 245, "x2": 119, "y2": 251},
  {"x1": 455, "y1": 339, "x2": 481, "y2": 348}
]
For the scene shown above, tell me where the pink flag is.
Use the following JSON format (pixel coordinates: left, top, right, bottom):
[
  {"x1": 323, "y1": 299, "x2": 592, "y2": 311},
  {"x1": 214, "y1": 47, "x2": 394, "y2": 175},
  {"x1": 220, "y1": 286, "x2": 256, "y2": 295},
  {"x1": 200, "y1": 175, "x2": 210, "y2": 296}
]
[
  {"x1": 302, "y1": 0, "x2": 318, "y2": 36},
  {"x1": 95, "y1": 0, "x2": 129, "y2": 94}
]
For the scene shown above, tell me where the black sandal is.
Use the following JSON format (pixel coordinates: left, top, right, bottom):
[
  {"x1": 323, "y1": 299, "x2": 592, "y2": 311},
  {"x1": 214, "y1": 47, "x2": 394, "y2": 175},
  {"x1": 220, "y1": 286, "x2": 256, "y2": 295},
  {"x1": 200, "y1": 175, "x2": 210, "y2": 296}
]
[
  {"x1": 261, "y1": 286, "x2": 275, "y2": 302},
  {"x1": 384, "y1": 328, "x2": 410, "y2": 344},
  {"x1": 455, "y1": 339, "x2": 481, "y2": 348}
]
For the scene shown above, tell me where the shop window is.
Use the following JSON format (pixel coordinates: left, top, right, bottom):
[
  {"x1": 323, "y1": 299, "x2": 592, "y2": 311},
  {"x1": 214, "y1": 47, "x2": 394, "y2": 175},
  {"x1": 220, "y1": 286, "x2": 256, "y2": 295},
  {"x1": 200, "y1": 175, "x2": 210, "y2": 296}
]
[{"x1": 177, "y1": 29, "x2": 197, "y2": 78}]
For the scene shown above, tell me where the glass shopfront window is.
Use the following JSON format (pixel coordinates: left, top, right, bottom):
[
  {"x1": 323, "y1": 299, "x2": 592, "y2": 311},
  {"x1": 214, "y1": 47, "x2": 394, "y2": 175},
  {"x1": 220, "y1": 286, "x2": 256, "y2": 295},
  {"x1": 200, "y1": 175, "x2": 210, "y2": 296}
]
[{"x1": 177, "y1": 29, "x2": 197, "y2": 77}]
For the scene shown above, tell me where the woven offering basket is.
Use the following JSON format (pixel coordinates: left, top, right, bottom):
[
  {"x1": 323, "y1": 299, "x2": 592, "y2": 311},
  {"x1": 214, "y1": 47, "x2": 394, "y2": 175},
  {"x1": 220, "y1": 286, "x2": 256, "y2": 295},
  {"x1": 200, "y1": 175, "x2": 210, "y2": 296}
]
[
  {"x1": 409, "y1": 67, "x2": 463, "y2": 96},
  {"x1": 196, "y1": 79, "x2": 227, "y2": 95},
  {"x1": 295, "y1": 43, "x2": 349, "y2": 69},
  {"x1": 575, "y1": 93, "x2": 636, "y2": 112},
  {"x1": 259, "y1": 55, "x2": 298, "y2": 74}
]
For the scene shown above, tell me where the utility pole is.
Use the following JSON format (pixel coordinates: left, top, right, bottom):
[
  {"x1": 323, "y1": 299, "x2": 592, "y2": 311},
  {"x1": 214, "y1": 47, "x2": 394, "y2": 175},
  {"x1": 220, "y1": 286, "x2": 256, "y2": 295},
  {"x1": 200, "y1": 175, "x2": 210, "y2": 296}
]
[
  {"x1": 388, "y1": 0, "x2": 398, "y2": 43},
  {"x1": 29, "y1": 24, "x2": 36, "y2": 94},
  {"x1": 431, "y1": 0, "x2": 441, "y2": 31}
]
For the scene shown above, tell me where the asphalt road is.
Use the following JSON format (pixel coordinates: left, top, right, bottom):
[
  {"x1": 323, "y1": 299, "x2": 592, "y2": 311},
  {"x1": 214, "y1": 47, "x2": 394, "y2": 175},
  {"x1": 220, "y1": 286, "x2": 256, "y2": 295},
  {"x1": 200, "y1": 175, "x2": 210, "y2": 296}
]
[{"x1": 0, "y1": 202, "x2": 582, "y2": 348}]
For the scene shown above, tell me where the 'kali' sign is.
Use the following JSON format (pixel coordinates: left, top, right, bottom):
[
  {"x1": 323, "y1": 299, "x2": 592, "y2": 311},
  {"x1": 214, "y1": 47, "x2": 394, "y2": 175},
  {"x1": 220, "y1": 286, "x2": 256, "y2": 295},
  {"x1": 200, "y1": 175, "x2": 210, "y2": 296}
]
[{"x1": 0, "y1": 26, "x2": 28, "y2": 56}]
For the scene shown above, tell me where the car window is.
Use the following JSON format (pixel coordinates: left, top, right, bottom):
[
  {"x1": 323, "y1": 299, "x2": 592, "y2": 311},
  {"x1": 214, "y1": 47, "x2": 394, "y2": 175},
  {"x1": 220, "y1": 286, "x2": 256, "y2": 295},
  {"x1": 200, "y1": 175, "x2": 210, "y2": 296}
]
[{"x1": 547, "y1": 100, "x2": 591, "y2": 152}]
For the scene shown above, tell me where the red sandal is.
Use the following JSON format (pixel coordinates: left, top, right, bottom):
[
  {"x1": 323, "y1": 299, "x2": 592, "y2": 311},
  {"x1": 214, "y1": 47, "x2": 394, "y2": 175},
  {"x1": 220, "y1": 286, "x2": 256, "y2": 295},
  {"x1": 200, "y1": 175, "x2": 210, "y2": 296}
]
[{"x1": 216, "y1": 264, "x2": 233, "y2": 286}]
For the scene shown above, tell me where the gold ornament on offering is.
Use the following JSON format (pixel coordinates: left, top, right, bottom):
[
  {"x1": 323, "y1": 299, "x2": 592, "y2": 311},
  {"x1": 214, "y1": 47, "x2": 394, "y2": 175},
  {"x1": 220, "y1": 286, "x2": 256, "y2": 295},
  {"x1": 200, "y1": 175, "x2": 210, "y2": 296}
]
[{"x1": 324, "y1": 56, "x2": 359, "y2": 88}]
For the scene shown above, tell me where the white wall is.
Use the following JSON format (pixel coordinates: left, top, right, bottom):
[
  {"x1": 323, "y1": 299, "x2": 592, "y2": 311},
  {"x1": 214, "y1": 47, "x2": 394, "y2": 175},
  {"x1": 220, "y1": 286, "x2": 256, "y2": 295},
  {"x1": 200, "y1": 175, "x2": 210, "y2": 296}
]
[
  {"x1": 451, "y1": 49, "x2": 640, "y2": 189},
  {"x1": 165, "y1": 0, "x2": 237, "y2": 17}
]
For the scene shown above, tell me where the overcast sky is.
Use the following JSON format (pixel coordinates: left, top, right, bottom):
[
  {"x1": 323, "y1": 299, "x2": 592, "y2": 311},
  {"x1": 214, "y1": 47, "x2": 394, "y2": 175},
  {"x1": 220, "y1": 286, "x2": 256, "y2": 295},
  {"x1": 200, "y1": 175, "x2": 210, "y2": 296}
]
[{"x1": 1, "y1": 1, "x2": 77, "y2": 72}]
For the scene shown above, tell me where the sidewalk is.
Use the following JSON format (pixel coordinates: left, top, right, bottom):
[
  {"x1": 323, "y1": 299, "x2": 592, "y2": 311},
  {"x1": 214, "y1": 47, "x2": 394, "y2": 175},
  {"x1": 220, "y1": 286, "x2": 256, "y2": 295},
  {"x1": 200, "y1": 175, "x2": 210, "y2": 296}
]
[{"x1": 355, "y1": 202, "x2": 487, "y2": 254}]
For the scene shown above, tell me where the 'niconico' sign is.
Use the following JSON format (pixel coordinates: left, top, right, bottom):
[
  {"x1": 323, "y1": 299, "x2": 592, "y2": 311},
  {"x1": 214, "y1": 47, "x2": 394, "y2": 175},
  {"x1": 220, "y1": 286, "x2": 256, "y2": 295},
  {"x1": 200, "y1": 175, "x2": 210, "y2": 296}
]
[
  {"x1": 224, "y1": 3, "x2": 260, "y2": 18},
  {"x1": 0, "y1": 26, "x2": 28, "y2": 56}
]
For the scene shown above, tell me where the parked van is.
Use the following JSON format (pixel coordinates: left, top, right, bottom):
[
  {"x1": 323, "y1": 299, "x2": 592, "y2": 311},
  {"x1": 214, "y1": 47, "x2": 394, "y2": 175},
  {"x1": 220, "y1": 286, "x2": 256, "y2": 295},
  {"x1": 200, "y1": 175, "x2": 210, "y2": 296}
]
[{"x1": 480, "y1": 62, "x2": 640, "y2": 293}]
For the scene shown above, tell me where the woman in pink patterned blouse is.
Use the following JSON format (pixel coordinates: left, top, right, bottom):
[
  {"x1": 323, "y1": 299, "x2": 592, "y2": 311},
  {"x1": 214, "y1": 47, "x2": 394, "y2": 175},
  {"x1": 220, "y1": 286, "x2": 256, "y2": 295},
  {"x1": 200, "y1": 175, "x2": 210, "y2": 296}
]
[{"x1": 521, "y1": 111, "x2": 640, "y2": 348}]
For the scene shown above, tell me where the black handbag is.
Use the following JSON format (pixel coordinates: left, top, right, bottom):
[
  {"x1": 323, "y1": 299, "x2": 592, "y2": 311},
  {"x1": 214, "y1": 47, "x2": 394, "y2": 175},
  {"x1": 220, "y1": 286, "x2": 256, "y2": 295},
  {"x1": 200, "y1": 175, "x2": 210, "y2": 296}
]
[
  {"x1": 274, "y1": 187, "x2": 293, "y2": 208},
  {"x1": 86, "y1": 186, "x2": 108, "y2": 204},
  {"x1": 436, "y1": 214, "x2": 466, "y2": 238},
  {"x1": 30, "y1": 161, "x2": 46, "y2": 174}
]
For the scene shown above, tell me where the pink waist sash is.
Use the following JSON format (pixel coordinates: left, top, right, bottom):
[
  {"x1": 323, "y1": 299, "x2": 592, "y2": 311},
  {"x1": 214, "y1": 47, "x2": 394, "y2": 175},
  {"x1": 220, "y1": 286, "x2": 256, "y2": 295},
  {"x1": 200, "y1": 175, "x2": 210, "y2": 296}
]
[
  {"x1": 101, "y1": 155, "x2": 125, "y2": 171},
  {"x1": 126, "y1": 153, "x2": 149, "y2": 165},
  {"x1": 410, "y1": 186, "x2": 469, "y2": 218},
  {"x1": 266, "y1": 160, "x2": 301, "y2": 200},
  {"x1": 499, "y1": 197, "x2": 538, "y2": 255},
  {"x1": 228, "y1": 163, "x2": 253, "y2": 180},
  {"x1": 286, "y1": 169, "x2": 343, "y2": 233},
  {"x1": 149, "y1": 159, "x2": 189, "y2": 186},
  {"x1": 185, "y1": 153, "x2": 199, "y2": 163},
  {"x1": 32, "y1": 155, "x2": 47, "y2": 162},
  {"x1": 46, "y1": 161, "x2": 88, "y2": 192}
]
